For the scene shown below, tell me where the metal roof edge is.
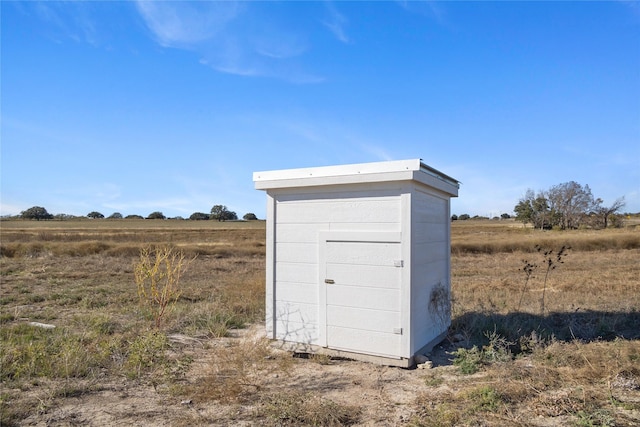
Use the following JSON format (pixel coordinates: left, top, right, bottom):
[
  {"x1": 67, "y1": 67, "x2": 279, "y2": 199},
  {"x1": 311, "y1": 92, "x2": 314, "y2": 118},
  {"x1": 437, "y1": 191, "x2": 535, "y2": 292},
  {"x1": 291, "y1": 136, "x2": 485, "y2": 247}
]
[
  {"x1": 253, "y1": 159, "x2": 459, "y2": 193},
  {"x1": 253, "y1": 159, "x2": 422, "y2": 182},
  {"x1": 419, "y1": 162, "x2": 460, "y2": 189}
]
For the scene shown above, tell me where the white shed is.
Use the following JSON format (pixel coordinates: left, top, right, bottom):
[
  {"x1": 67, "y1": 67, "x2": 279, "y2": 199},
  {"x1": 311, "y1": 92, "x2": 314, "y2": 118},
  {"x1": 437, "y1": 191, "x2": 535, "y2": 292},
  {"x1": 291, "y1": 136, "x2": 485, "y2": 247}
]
[{"x1": 253, "y1": 159, "x2": 459, "y2": 367}]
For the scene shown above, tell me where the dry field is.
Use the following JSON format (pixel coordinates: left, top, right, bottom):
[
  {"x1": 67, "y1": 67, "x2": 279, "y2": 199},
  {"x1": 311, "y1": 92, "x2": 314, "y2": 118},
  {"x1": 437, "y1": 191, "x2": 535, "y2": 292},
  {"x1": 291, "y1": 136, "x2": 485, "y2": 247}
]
[{"x1": 1, "y1": 218, "x2": 639, "y2": 426}]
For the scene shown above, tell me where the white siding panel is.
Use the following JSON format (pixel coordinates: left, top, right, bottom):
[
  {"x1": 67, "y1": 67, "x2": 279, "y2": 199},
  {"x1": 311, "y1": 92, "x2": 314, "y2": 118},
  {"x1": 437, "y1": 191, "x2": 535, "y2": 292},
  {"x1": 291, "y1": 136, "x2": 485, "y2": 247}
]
[
  {"x1": 412, "y1": 262, "x2": 446, "y2": 287},
  {"x1": 414, "y1": 242, "x2": 448, "y2": 262},
  {"x1": 275, "y1": 319, "x2": 317, "y2": 344},
  {"x1": 275, "y1": 223, "x2": 401, "y2": 244},
  {"x1": 327, "y1": 326, "x2": 401, "y2": 358},
  {"x1": 274, "y1": 301, "x2": 317, "y2": 325},
  {"x1": 413, "y1": 224, "x2": 447, "y2": 244},
  {"x1": 276, "y1": 223, "x2": 326, "y2": 243},
  {"x1": 276, "y1": 262, "x2": 317, "y2": 284},
  {"x1": 413, "y1": 258, "x2": 447, "y2": 275},
  {"x1": 325, "y1": 264, "x2": 400, "y2": 289},
  {"x1": 276, "y1": 242, "x2": 317, "y2": 264},
  {"x1": 327, "y1": 286, "x2": 400, "y2": 311},
  {"x1": 327, "y1": 222, "x2": 400, "y2": 233},
  {"x1": 276, "y1": 199, "x2": 401, "y2": 224},
  {"x1": 326, "y1": 242, "x2": 400, "y2": 266},
  {"x1": 274, "y1": 186, "x2": 402, "y2": 203},
  {"x1": 327, "y1": 306, "x2": 400, "y2": 333},
  {"x1": 413, "y1": 192, "x2": 447, "y2": 224},
  {"x1": 411, "y1": 321, "x2": 446, "y2": 353},
  {"x1": 275, "y1": 282, "x2": 317, "y2": 305}
]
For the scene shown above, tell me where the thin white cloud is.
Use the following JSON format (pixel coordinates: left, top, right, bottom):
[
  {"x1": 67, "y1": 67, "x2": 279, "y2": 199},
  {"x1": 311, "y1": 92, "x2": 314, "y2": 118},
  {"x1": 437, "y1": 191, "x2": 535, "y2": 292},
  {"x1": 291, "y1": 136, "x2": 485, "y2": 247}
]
[
  {"x1": 134, "y1": 1, "x2": 324, "y2": 83},
  {"x1": 135, "y1": 1, "x2": 240, "y2": 47},
  {"x1": 396, "y1": 0, "x2": 444, "y2": 21},
  {"x1": 322, "y1": 2, "x2": 350, "y2": 43},
  {"x1": 250, "y1": 19, "x2": 310, "y2": 60},
  {"x1": 359, "y1": 144, "x2": 394, "y2": 162},
  {"x1": 19, "y1": 2, "x2": 105, "y2": 47}
]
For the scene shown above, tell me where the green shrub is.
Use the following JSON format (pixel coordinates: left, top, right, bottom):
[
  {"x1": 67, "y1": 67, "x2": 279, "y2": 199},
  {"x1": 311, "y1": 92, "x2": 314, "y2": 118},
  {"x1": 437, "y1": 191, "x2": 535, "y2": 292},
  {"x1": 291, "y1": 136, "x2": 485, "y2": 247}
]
[
  {"x1": 466, "y1": 386, "x2": 503, "y2": 412},
  {"x1": 408, "y1": 403, "x2": 460, "y2": 427},
  {"x1": 0, "y1": 324, "x2": 94, "y2": 381},
  {"x1": 453, "y1": 346, "x2": 484, "y2": 374},
  {"x1": 125, "y1": 330, "x2": 169, "y2": 379},
  {"x1": 453, "y1": 331, "x2": 512, "y2": 374},
  {"x1": 574, "y1": 409, "x2": 615, "y2": 427}
]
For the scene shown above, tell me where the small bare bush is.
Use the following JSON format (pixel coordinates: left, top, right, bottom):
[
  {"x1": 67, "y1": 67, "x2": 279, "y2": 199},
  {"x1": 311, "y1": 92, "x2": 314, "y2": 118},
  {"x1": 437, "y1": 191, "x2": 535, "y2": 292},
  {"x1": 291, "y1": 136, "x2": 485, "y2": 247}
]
[
  {"x1": 259, "y1": 391, "x2": 361, "y2": 426},
  {"x1": 186, "y1": 333, "x2": 290, "y2": 403},
  {"x1": 408, "y1": 401, "x2": 461, "y2": 427},
  {"x1": 134, "y1": 246, "x2": 195, "y2": 329},
  {"x1": 429, "y1": 282, "x2": 451, "y2": 326},
  {"x1": 518, "y1": 244, "x2": 570, "y2": 314}
]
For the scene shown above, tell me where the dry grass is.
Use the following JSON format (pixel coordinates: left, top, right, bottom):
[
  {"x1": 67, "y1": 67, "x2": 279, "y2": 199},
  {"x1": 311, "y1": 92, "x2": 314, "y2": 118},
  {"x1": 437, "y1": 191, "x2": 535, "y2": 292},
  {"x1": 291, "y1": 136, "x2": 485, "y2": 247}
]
[
  {"x1": 0, "y1": 219, "x2": 265, "y2": 259},
  {"x1": 259, "y1": 391, "x2": 362, "y2": 426},
  {"x1": 450, "y1": 249, "x2": 640, "y2": 344},
  {"x1": 0, "y1": 220, "x2": 266, "y2": 425},
  {"x1": 451, "y1": 219, "x2": 640, "y2": 254},
  {"x1": 1, "y1": 218, "x2": 638, "y2": 426},
  {"x1": 412, "y1": 338, "x2": 639, "y2": 426}
]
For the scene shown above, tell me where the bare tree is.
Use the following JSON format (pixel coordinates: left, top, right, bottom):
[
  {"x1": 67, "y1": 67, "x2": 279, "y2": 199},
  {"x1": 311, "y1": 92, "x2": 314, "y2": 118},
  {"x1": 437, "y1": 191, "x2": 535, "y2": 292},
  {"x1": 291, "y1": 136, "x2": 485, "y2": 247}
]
[
  {"x1": 595, "y1": 197, "x2": 626, "y2": 229},
  {"x1": 547, "y1": 181, "x2": 596, "y2": 230}
]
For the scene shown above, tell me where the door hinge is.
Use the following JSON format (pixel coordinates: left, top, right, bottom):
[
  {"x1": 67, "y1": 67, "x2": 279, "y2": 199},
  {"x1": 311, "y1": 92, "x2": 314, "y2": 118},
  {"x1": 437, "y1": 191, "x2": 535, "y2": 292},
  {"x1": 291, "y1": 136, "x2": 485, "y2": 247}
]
[
  {"x1": 394, "y1": 260, "x2": 404, "y2": 267},
  {"x1": 393, "y1": 327, "x2": 403, "y2": 335}
]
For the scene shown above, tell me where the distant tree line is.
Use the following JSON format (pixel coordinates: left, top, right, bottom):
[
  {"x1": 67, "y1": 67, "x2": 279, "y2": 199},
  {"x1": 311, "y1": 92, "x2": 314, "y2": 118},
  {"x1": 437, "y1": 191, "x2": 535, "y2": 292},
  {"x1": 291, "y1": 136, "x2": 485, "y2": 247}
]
[
  {"x1": 14, "y1": 205, "x2": 260, "y2": 221},
  {"x1": 452, "y1": 213, "x2": 511, "y2": 221},
  {"x1": 451, "y1": 181, "x2": 627, "y2": 230},
  {"x1": 12, "y1": 184, "x2": 628, "y2": 229}
]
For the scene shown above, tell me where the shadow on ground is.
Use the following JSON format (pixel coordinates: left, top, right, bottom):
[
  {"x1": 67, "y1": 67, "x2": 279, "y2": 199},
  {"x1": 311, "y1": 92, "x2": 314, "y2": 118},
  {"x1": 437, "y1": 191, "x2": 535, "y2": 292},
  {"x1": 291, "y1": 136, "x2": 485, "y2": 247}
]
[{"x1": 428, "y1": 309, "x2": 640, "y2": 367}]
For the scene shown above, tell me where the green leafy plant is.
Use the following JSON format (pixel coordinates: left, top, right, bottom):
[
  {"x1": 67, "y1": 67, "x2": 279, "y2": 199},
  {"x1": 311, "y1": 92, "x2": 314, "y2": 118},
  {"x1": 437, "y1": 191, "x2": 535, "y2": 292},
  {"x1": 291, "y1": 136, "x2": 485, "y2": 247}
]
[
  {"x1": 574, "y1": 409, "x2": 615, "y2": 427},
  {"x1": 134, "y1": 246, "x2": 195, "y2": 328},
  {"x1": 125, "y1": 330, "x2": 169, "y2": 379},
  {"x1": 453, "y1": 331, "x2": 512, "y2": 374},
  {"x1": 0, "y1": 324, "x2": 97, "y2": 382},
  {"x1": 453, "y1": 346, "x2": 483, "y2": 374},
  {"x1": 466, "y1": 385, "x2": 503, "y2": 413}
]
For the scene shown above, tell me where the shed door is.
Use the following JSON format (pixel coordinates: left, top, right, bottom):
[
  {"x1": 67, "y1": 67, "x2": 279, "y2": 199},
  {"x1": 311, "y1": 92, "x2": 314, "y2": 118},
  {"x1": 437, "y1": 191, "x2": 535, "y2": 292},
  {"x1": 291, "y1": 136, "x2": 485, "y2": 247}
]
[{"x1": 321, "y1": 237, "x2": 403, "y2": 358}]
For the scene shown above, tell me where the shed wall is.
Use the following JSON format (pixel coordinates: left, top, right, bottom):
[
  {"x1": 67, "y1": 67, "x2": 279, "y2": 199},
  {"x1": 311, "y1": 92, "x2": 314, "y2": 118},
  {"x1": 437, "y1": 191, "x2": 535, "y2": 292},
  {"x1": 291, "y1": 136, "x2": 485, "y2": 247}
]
[
  {"x1": 409, "y1": 186, "x2": 452, "y2": 354},
  {"x1": 269, "y1": 184, "x2": 403, "y2": 346}
]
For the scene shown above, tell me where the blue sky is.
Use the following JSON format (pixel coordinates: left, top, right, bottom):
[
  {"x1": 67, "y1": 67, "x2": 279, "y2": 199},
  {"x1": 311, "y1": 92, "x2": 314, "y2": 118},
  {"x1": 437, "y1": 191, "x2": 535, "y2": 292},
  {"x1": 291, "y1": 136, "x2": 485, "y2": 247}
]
[{"x1": 2, "y1": 1, "x2": 639, "y2": 219}]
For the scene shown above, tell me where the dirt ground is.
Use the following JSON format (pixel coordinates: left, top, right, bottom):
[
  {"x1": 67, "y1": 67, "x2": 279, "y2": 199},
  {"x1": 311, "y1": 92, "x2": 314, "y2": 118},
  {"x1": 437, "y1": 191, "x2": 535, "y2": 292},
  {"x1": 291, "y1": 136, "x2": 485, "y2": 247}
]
[
  {"x1": 3, "y1": 221, "x2": 638, "y2": 426},
  {"x1": 16, "y1": 324, "x2": 637, "y2": 427},
  {"x1": 12, "y1": 324, "x2": 455, "y2": 426}
]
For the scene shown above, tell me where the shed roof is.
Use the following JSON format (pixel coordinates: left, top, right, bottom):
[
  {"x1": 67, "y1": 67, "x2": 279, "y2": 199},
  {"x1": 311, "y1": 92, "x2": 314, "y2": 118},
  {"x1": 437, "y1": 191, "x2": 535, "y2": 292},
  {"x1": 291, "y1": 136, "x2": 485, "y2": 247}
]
[{"x1": 253, "y1": 159, "x2": 459, "y2": 197}]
